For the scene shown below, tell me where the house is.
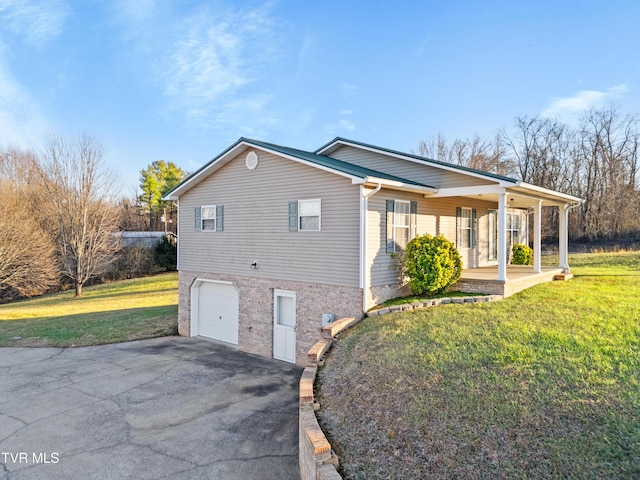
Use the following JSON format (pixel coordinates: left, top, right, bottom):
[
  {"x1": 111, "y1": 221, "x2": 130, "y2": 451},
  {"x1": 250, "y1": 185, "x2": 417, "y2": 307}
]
[{"x1": 164, "y1": 137, "x2": 581, "y2": 365}]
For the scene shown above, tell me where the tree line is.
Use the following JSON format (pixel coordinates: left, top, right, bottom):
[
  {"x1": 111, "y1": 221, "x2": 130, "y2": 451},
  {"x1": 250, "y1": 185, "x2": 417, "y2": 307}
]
[
  {"x1": 0, "y1": 134, "x2": 186, "y2": 302},
  {"x1": 417, "y1": 107, "x2": 640, "y2": 243},
  {"x1": 2, "y1": 108, "x2": 637, "y2": 302}
]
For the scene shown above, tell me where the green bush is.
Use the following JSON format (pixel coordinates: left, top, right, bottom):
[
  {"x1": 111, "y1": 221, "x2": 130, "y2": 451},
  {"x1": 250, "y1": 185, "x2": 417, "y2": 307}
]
[
  {"x1": 155, "y1": 235, "x2": 177, "y2": 271},
  {"x1": 405, "y1": 234, "x2": 462, "y2": 295},
  {"x1": 512, "y1": 243, "x2": 533, "y2": 265}
]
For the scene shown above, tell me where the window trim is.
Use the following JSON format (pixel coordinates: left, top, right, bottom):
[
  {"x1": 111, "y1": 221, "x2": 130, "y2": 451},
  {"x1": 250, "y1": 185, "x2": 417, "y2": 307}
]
[
  {"x1": 297, "y1": 198, "x2": 321, "y2": 232},
  {"x1": 386, "y1": 199, "x2": 417, "y2": 253},
  {"x1": 456, "y1": 206, "x2": 477, "y2": 250},
  {"x1": 507, "y1": 211, "x2": 526, "y2": 248},
  {"x1": 457, "y1": 207, "x2": 472, "y2": 249},
  {"x1": 200, "y1": 205, "x2": 216, "y2": 232},
  {"x1": 488, "y1": 209, "x2": 498, "y2": 261},
  {"x1": 393, "y1": 200, "x2": 411, "y2": 252}
]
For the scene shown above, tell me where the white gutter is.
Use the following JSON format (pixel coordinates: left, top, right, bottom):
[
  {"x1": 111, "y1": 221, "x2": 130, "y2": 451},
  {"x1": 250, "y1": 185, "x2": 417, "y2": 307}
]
[
  {"x1": 360, "y1": 183, "x2": 382, "y2": 312},
  {"x1": 364, "y1": 176, "x2": 437, "y2": 194}
]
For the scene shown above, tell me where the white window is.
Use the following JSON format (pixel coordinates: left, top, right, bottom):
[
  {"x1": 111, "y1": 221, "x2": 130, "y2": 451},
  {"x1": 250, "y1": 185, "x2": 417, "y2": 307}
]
[
  {"x1": 298, "y1": 199, "x2": 321, "y2": 231},
  {"x1": 507, "y1": 211, "x2": 526, "y2": 248},
  {"x1": 457, "y1": 207, "x2": 472, "y2": 249},
  {"x1": 386, "y1": 199, "x2": 417, "y2": 253},
  {"x1": 201, "y1": 206, "x2": 216, "y2": 231},
  {"x1": 394, "y1": 200, "x2": 411, "y2": 251},
  {"x1": 488, "y1": 209, "x2": 498, "y2": 260}
]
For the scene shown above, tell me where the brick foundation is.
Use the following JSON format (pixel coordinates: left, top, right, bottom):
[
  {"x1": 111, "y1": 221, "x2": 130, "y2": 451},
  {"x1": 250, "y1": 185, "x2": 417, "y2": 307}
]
[
  {"x1": 367, "y1": 282, "x2": 411, "y2": 309},
  {"x1": 178, "y1": 271, "x2": 363, "y2": 366}
]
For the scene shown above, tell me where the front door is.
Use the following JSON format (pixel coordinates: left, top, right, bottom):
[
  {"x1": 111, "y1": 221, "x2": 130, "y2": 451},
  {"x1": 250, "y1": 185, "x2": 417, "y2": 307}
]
[{"x1": 273, "y1": 290, "x2": 296, "y2": 363}]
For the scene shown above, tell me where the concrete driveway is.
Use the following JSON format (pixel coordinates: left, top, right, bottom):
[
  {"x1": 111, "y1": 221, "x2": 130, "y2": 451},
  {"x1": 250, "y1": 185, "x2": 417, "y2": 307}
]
[{"x1": 0, "y1": 337, "x2": 302, "y2": 480}]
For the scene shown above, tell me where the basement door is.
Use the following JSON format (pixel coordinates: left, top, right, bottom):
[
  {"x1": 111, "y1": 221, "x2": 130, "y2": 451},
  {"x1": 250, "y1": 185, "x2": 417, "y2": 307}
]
[{"x1": 273, "y1": 290, "x2": 296, "y2": 363}]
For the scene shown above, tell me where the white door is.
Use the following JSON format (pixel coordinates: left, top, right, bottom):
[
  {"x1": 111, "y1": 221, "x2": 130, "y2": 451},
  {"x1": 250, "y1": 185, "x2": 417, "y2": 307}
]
[
  {"x1": 273, "y1": 290, "x2": 296, "y2": 363},
  {"x1": 196, "y1": 281, "x2": 239, "y2": 345}
]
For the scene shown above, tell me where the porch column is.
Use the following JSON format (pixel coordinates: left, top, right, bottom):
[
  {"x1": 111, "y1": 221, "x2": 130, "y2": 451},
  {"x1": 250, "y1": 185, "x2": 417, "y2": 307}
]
[
  {"x1": 533, "y1": 200, "x2": 542, "y2": 273},
  {"x1": 497, "y1": 192, "x2": 507, "y2": 281},
  {"x1": 559, "y1": 204, "x2": 569, "y2": 273}
]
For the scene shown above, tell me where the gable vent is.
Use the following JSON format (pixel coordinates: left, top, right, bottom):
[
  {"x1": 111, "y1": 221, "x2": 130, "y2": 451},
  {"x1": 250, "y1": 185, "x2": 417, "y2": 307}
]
[{"x1": 246, "y1": 151, "x2": 259, "y2": 170}]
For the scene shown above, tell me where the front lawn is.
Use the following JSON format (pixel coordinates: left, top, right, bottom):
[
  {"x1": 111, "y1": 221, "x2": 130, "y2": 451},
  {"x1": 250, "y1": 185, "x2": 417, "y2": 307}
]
[
  {"x1": 0, "y1": 273, "x2": 178, "y2": 347},
  {"x1": 317, "y1": 252, "x2": 640, "y2": 479}
]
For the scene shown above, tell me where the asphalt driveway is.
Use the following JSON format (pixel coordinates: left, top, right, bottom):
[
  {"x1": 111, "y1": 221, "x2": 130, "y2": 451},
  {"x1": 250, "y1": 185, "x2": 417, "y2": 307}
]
[{"x1": 0, "y1": 337, "x2": 302, "y2": 480}]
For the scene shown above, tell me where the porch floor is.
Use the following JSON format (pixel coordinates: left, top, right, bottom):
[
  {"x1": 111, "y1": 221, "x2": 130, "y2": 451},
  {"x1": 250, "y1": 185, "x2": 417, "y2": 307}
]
[{"x1": 454, "y1": 265, "x2": 567, "y2": 297}]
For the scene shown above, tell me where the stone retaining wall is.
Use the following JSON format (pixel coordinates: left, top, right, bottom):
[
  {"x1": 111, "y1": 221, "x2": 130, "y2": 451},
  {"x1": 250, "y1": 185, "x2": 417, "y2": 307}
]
[{"x1": 366, "y1": 294, "x2": 503, "y2": 317}]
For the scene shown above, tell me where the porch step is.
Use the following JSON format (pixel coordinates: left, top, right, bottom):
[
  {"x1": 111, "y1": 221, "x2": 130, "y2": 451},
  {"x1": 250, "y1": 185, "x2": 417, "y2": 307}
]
[
  {"x1": 554, "y1": 273, "x2": 574, "y2": 281},
  {"x1": 321, "y1": 317, "x2": 358, "y2": 339}
]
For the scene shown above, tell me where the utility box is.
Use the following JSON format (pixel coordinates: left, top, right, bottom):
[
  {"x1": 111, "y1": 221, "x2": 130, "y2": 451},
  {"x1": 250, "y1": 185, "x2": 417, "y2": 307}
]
[{"x1": 321, "y1": 313, "x2": 335, "y2": 326}]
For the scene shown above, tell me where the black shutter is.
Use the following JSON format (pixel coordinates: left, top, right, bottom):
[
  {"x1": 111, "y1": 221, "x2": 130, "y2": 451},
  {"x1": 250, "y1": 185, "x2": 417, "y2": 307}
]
[
  {"x1": 194, "y1": 207, "x2": 201, "y2": 232},
  {"x1": 288, "y1": 201, "x2": 298, "y2": 231},
  {"x1": 471, "y1": 208, "x2": 477, "y2": 248},
  {"x1": 455, "y1": 206, "x2": 461, "y2": 246},
  {"x1": 386, "y1": 200, "x2": 395, "y2": 253},
  {"x1": 410, "y1": 201, "x2": 418, "y2": 240},
  {"x1": 216, "y1": 205, "x2": 224, "y2": 232}
]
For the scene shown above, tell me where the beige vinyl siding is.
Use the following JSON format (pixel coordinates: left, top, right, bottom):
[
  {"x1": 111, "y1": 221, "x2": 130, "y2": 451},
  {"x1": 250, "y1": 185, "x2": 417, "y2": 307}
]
[
  {"x1": 330, "y1": 145, "x2": 496, "y2": 188},
  {"x1": 178, "y1": 150, "x2": 361, "y2": 287},
  {"x1": 367, "y1": 189, "x2": 500, "y2": 287}
]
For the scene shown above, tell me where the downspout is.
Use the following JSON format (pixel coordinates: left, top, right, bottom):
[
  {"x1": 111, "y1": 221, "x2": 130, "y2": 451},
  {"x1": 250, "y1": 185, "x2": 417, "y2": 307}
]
[
  {"x1": 174, "y1": 200, "x2": 180, "y2": 271},
  {"x1": 360, "y1": 183, "x2": 382, "y2": 312}
]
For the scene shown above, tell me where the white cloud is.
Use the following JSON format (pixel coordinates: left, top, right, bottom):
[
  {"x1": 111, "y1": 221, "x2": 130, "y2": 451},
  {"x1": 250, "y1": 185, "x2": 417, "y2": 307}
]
[
  {"x1": 0, "y1": 0, "x2": 63, "y2": 148},
  {"x1": 149, "y1": 3, "x2": 281, "y2": 130},
  {"x1": 0, "y1": 0, "x2": 69, "y2": 46},
  {"x1": 0, "y1": 60, "x2": 48, "y2": 148},
  {"x1": 341, "y1": 83, "x2": 358, "y2": 94},
  {"x1": 541, "y1": 84, "x2": 629, "y2": 121},
  {"x1": 339, "y1": 119, "x2": 356, "y2": 131},
  {"x1": 111, "y1": 0, "x2": 155, "y2": 22},
  {"x1": 340, "y1": 109, "x2": 354, "y2": 115}
]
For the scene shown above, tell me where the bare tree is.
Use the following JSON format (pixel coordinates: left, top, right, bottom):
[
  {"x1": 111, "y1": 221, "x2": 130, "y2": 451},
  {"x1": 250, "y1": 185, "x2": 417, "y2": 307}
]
[
  {"x1": 37, "y1": 134, "x2": 121, "y2": 296},
  {"x1": 0, "y1": 148, "x2": 58, "y2": 301},
  {"x1": 575, "y1": 108, "x2": 640, "y2": 239},
  {"x1": 417, "y1": 133, "x2": 515, "y2": 176}
]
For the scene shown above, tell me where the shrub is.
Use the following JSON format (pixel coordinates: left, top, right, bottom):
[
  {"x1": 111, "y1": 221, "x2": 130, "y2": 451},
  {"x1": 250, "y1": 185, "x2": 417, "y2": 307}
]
[
  {"x1": 405, "y1": 234, "x2": 462, "y2": 295},
  {"x1": 155, "y1": 235, "x2": 177, "y2": 271},
  {"x1": 107, "y1": 247, "x2": 159, "y2": 281},
  {"x1": 512, "y1": 243, "x2": 534, "y2": 265}
]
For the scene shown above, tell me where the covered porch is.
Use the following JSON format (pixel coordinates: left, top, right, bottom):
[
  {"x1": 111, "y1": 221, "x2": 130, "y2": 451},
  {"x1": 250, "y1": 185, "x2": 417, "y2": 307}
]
[
  {"x1": 427, "y1": 181, "x2": 582, "y2": 295},
  {"x1": 454, "y1": 264, "x2": 572, "y2": 297}
]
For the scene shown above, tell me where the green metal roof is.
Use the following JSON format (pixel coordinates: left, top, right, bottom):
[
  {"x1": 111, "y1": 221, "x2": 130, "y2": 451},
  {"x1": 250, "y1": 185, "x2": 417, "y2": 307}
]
[
  {"x1": 240, "y1": 138, "x2": 436, "y2": 188},
  {"x1": 315, "y1": 137, "x2": 520, "y2": 184}
]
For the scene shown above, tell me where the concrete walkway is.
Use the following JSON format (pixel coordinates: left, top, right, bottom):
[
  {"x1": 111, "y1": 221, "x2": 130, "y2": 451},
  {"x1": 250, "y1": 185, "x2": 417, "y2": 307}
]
[{"x1": 0, "y1": 337, "x2": 302, "y2": 480}]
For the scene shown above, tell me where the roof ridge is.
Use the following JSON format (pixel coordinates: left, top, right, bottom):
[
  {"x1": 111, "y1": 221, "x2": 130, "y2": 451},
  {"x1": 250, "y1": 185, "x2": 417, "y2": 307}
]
[
  {"x1": 242, "y1": 138, "x2": 436, "y2": 189},
  {"x1": 317, "y1": 137, "x2": 519, "y2": 184}
]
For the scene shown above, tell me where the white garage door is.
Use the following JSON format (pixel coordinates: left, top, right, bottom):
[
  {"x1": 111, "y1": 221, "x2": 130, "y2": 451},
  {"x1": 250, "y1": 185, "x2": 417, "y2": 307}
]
[{"x1": 196, "y1": 281, "x2": 239, "y2": 345}]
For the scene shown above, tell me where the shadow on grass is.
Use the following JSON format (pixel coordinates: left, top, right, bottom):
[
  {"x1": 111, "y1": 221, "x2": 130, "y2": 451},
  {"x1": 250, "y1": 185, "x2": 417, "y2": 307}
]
[{"x1": 0, "y1": 305, "x2": 178, "y2": 347}]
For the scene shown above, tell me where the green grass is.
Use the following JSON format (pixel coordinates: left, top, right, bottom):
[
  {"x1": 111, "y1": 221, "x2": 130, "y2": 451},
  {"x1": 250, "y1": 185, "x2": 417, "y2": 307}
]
[
  {"x1": 0, "y1": 273, "x2": 178, "y2": 347},
  {"x1": 317, "y1": 252, "x2": 640, "y2": 479}
]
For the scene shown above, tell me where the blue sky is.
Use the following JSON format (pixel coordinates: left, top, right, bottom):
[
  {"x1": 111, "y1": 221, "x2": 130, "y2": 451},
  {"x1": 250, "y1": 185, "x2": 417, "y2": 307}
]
[{"x1": 1, "y1": 0, "x2": 639, "y2": 194}]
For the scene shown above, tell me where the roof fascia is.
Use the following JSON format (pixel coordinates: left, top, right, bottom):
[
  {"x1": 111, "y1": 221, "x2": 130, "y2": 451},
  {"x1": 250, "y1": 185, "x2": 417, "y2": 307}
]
[
  {"x1": 431, "y1": 185, "x2": 507, "y2": 198},
  {"x1": 163, "y1": 138, "x2": 249, "y2": 200},
  {"x1": 164, "y1": 138, "x2": 364, "y2": 200},
  {"x1": 513, "y1": 182, "x2": 582, "y2": 204},
  {"x1": 316, "y1": 138, "x2": 518, "y2": 184},
  {"x1": 363, "y1": 177, "x2": 438, "y2": 194}
]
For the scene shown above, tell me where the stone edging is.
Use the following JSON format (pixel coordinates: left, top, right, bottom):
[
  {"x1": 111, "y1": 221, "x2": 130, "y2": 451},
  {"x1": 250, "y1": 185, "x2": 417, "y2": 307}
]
[
  {"x1": 298, "y1": 294, "x2": 503, "y2": 480},
  {"x1": 366, "y1": 294, "x2": 504, "y2": 317}
]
